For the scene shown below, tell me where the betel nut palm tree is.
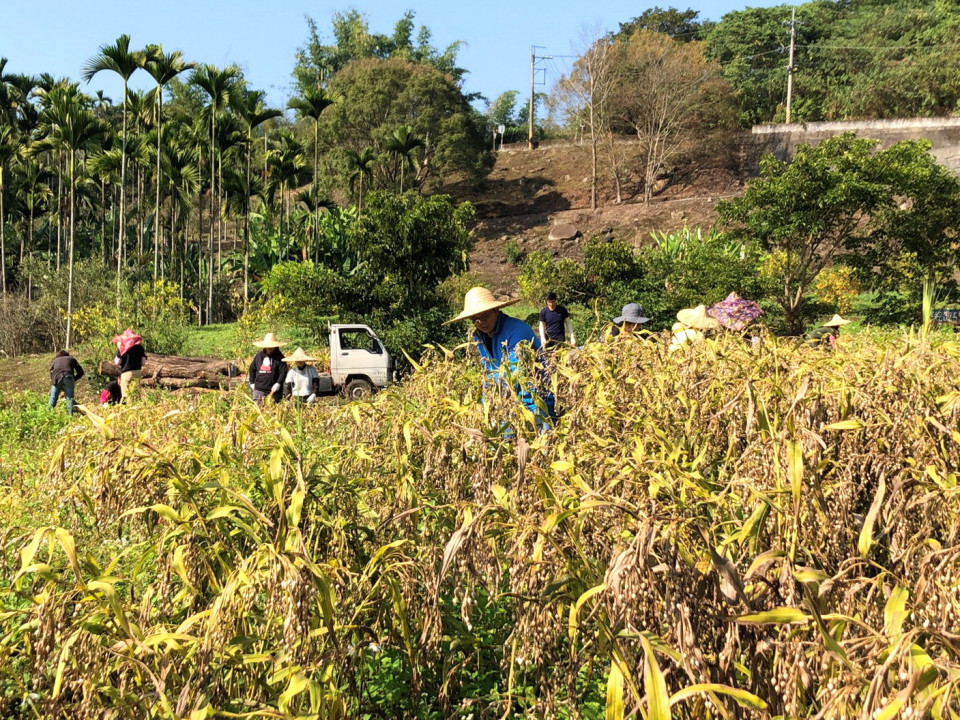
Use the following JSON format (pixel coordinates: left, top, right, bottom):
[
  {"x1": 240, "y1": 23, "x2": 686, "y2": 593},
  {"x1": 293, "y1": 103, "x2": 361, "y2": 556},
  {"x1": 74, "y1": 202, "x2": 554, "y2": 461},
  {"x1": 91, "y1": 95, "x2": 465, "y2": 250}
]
[
  {"x1": 288, "y1": 87, "x2": 334, "y2": 247},
  {"x1": 189, "y1": 63, "x2": 239, "y2": 324},
  {"x1": 143, "y1": 45, "x2": 195, "y2": 281},
  {"x1": 345, "y1": 147, "x2": 376, "y2": 213},
  {"x1": 82, "y1": 34, "x2": 145, "y2": 285},
  {"x1": 384, "y1": 124, "x2": 424, "y2": 193},
  {"x1": 232, "y1": 89, "x2": 281, "y2": 306},
  {"x1": 39, "y1": 85, "x2": 105, "y2": 348}
]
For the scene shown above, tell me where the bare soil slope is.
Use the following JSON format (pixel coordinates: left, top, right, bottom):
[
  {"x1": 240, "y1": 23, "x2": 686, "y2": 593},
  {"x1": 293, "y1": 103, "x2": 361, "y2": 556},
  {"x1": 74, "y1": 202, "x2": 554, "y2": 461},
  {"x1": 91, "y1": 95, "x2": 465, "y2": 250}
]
[{"x1": 445, "y1": 139, "x2": 745, "y2": 294}]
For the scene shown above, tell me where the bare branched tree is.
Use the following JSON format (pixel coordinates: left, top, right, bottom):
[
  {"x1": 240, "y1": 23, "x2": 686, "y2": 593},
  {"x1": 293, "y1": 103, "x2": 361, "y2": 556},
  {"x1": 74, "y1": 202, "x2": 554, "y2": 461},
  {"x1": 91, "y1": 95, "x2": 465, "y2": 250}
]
[
  {"x1": 554, "y1": 28, "x2": 623, "y2": 211},
  {"x1": 613, "y1": 30, "x2": 725, "y2": 202}
]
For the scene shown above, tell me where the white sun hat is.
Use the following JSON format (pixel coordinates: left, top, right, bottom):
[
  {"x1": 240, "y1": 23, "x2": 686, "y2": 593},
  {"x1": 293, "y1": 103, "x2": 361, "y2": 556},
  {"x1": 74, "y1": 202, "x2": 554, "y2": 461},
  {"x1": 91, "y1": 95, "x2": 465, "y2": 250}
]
[
  {"x1": 281, "y1": 347, "x2": 318, "y2": 363},
  {"x1": 252, "y1": 332, "x2": 288, "y2": 348}
]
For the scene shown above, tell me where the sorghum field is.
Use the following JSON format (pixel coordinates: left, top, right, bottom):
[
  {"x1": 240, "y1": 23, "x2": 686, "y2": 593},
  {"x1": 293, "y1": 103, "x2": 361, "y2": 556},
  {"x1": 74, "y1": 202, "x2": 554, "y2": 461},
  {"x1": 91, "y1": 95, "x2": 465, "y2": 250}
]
[{"x1": 1, "y1": 331, "x2": 959, "y2": 719}]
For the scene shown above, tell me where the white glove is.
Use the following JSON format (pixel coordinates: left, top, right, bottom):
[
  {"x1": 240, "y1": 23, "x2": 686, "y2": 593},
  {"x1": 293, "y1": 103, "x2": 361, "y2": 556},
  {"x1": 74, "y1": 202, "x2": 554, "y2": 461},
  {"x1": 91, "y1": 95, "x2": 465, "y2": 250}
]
[
  {"x1": 306, "y1": 394, "x2": 317, "y2": 404},
  {"x1": 249, "y1": 383, "x2": 255, "y2": 392},
  {"x1": 270, "y1": 383, "x2": 281, "y2": 394}
]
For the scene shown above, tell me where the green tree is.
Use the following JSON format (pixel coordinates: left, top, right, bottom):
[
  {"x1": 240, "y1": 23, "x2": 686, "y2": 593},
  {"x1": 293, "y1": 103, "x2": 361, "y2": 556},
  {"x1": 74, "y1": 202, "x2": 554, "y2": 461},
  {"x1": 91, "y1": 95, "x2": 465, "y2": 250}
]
[
  {"x1": 867, "y1": 139, "x2": 960, "y2": 330},
  {"x1": 262, "y1": 192, "x2": 475, "y2": 355},
  {"x1": 321, "y1": 58, "x2": 491, "y2": 192},
  {"x1": 293, "y1": 9, "x2": 466, "y2": 93},
  {"x1": 718, "y1": 133, "x2": 889, "y2": 333},
  {"x1": 617, "y1": 6, "x2": 703, "y2": 40}
]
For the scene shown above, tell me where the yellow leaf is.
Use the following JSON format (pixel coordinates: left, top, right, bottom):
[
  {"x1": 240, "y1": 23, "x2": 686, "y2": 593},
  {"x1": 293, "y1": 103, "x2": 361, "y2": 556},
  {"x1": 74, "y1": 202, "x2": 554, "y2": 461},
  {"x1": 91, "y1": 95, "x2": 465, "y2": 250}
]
[
  {"x1": 858, "y1": 474, "x2": 886, "y2": 557},
  {"x1": 605, "y1": 656, "x2": 624, "y2": 720},
  {"x1": 640, "y1": 634, "x2": 670, "y2": 720},
  {"x1": 670, "y1": 683, "x2": 767, "y2": 710},
  {"x1": 825, "y1": 419, "x2": 865, "y2": 431},
  {"x1": 736, "y1": 607, "x2": 809, "y2": 625}
]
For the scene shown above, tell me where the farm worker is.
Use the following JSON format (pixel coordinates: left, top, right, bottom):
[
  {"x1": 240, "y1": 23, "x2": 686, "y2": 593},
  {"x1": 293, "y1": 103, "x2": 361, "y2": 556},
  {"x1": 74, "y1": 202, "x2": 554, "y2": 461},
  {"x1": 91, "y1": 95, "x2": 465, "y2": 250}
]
[
  {"x1": 607, "y1": 302, "x2": 651, "y2": 339},
  {"x1": 446, "y1": 286, "x2": 556, "y2": 428},
  {"x1": 806, "y1": 314, "x2": 851, "y2": 350},
  {"x1": 49, "y1": 350, "x2": 85, "y2": 416},
  {"x1": 539, "y1": 292, "x2": 576, "y2": 348},
  {"x1": 281, "y1": 347, "x2": 319, "y2": 403},
  {"x1": 99, "y1": 380, "x2": 121, "y2": 406},
  {"x1": 249, "y1": 332, "x2": 288, "y2": 404},
  {"x1": 111, "y1": 328, "x2": 145, "y2": 402},
  {"x1": 669, "y1": 305, "x2": 720, "y2": 352}
]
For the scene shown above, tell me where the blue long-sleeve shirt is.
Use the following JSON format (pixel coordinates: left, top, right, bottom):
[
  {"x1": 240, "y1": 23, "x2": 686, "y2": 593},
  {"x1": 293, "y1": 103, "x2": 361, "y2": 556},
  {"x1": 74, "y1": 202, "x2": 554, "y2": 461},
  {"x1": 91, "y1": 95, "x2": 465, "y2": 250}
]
[{"x1": 473, "y1": 312, "x2": 554, "y2": 423}]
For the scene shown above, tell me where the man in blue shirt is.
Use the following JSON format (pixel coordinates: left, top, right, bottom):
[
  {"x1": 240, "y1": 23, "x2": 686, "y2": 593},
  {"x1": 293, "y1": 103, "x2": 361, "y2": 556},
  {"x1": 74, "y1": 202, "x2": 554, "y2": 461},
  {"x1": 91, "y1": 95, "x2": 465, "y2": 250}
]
[{"x1": 447, "y1": 286, "x2": 556, "y2": 428}]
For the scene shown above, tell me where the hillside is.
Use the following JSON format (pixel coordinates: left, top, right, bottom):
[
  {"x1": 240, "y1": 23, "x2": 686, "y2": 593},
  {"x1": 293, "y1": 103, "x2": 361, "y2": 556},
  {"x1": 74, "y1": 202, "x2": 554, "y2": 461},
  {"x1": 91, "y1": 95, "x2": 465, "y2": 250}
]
[{"x1": 448, "y1": 138, "x2": 745, "y2": 293}]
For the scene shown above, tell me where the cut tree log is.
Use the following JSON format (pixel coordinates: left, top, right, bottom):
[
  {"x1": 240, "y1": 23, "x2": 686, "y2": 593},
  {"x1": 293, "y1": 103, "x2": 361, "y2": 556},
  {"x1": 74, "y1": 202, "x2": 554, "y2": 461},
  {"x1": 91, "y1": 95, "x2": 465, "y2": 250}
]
[{"x1": 98, "y1": 353, "x2": 241, "y2": 390}]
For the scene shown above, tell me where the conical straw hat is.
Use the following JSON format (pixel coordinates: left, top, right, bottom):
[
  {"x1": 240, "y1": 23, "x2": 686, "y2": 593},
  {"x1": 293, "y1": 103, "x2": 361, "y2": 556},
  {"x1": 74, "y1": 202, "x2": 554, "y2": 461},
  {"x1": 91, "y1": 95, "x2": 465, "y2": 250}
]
[
  {"x1": 281, "y1": 347, "x2": 317, "y2": 363},
  {"x1": 445, "y1": 286, "x2": 519, "y2": 324},
  {"x1": 822, "y1": 314, "x2": 852, "y2": 327},
  {"x1": 676, "y1": 305, "x2": 721, "y2": 330},
  {"x1": 252, "y1": 332, "x2": 288, "y2": 348}
]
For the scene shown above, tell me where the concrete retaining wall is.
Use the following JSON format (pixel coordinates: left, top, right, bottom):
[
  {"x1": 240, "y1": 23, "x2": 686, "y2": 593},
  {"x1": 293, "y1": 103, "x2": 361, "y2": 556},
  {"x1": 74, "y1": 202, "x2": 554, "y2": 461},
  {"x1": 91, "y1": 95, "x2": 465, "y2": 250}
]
[{"x1": 745, "y1": 118, "x2": 960, "y2": 174}]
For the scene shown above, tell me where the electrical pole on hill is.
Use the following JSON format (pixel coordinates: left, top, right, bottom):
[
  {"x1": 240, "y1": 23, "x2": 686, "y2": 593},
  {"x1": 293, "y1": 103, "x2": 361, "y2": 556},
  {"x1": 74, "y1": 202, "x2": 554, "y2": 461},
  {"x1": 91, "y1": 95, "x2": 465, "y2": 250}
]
[
  {"x1": 785, "y1": 7, "x2": 799, "y2": 124},
  {"x1": 529, "y1": 46, "x2": 552, "y2": 149}
]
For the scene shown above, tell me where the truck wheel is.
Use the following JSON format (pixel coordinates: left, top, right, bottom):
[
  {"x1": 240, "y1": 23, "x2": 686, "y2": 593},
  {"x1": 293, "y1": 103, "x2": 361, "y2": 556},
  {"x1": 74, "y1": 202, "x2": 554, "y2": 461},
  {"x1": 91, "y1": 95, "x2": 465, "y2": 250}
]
[{"x1": 345, "y1": 379, "x2": 373, "y2": 400}]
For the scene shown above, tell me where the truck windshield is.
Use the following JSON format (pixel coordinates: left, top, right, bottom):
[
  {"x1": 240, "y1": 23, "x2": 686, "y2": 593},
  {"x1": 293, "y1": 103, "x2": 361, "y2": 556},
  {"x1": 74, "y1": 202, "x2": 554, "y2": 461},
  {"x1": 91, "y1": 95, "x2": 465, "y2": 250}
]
[{"x1": 340, "y1": 330, "x2": 381, "y2": 353}]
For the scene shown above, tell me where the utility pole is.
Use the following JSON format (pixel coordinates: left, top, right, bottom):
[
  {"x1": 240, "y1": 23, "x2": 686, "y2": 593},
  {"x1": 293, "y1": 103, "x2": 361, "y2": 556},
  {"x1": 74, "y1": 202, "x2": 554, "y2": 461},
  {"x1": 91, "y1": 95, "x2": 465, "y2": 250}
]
[
  {"x1": 785, "y1": 8, "x2": 798, "y2": 124},
  {"x1": 528, "y1": 46, "x2": 551, "y2": 149}
]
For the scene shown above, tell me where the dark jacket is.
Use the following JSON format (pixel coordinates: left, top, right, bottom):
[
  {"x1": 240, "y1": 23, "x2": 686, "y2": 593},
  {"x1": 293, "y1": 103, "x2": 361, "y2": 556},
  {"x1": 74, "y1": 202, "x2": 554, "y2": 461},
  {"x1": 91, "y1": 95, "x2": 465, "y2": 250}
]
[
  {"x1": 249, "y1": 349, "x2": 287, "y2": 392},
  {"x1": 119, "y1": 344, "x2": 146, "y2": 372},
  {"x1": 51, "y1": 355, "x2": 84, "y2": 386}
]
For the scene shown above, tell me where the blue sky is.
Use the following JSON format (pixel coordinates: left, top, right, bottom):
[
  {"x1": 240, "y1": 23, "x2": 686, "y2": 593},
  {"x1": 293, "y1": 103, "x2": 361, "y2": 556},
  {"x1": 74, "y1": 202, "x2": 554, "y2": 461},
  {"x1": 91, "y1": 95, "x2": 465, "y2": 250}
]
[{"x1": 2, "y1": 0, "x2": 788, "y2": 112}]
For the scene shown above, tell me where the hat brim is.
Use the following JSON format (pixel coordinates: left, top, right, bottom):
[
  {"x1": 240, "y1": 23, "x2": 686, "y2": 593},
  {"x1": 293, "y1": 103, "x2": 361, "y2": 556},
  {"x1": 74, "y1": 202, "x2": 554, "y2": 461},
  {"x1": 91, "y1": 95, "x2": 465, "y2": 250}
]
[
  {"x1": 444, "y1": 297, "x2": 520, "y2": 324},
  {"x1": 614, "y1": 315, "x2": 650, "y2": 325},
  {"x1": 676, "y1": 308, "x2": 721, "y2": 330},
  {"x1": 281, "y1": 354, "x2": 317, "y2": 362},
  {"x1": 253, "y1": 340, "x2": 288, "y2": 348},
  {"x1": 823, "y1": 318, "x2": 852, "y2": 327}
]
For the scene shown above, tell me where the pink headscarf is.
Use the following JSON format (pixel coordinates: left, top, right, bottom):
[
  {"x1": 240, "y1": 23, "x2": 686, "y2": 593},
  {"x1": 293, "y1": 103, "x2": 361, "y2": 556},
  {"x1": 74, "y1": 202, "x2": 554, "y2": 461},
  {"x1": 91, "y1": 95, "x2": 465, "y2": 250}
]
[{"x1": 111, "y1": 328, "x2": 143, "y2": 356}]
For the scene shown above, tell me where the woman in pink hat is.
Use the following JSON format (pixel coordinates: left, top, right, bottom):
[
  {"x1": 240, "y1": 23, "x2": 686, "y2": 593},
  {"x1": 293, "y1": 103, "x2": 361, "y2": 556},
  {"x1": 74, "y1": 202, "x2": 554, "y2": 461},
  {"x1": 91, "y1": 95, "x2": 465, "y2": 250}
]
[{"x1": 111, "y1": 329, "x2": 145, "y2": 402}]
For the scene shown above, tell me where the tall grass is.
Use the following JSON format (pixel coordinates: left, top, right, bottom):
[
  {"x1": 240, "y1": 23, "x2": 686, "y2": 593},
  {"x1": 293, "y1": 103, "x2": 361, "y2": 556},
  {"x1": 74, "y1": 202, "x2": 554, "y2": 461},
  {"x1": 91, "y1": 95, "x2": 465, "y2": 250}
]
[{"x1": 0, "y1": 331, "x2": 958, "y2": 718}]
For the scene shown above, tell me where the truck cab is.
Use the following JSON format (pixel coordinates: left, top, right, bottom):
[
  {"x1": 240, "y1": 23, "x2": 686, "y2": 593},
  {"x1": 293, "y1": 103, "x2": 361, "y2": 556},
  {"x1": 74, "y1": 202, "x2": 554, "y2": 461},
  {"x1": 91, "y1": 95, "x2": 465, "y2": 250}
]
[{"x1": 320, "y1": 324, "x2": 396, "y2": 399}]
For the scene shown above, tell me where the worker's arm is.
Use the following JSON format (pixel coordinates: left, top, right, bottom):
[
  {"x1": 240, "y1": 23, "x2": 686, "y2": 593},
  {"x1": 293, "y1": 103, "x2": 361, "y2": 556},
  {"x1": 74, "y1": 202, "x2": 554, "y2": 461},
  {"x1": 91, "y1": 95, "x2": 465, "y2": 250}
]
[
  {"x1": 538, "y1": 321, "x2": 547, "y2": 346},
  {"x1": 564, "y1": 317, "x2": 576, "y2": 347}
]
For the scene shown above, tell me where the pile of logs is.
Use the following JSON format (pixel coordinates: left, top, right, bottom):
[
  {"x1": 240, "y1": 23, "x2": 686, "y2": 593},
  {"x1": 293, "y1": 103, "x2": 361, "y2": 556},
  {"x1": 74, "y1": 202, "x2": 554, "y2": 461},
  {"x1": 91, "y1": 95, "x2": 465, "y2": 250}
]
[{"x1": 98, "y1": 354, "x2": 241, "y2": 390}]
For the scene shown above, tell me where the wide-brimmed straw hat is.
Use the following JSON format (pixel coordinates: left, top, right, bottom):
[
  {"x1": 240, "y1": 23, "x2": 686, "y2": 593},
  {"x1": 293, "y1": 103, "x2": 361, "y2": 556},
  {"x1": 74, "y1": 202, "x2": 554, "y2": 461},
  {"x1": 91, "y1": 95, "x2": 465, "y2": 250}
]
[
  {"x1": 676, "y1": 305, "x2": 721, "y2": 330},
  {"x1": 281, "y1": 347, "x2": 317, "y2": 363},
  {"x1": 445, "y1": 286, "x2": 519, "y2": 324},
  {"x1": 614, "y1": 302, "x2": 650, "y2": 325},
  {"x1": 822, "y1": 314, "x2": 852, "y2": 327},
  {"x1": 252, "y1": 332, "x2": 288, "y2": 348}
]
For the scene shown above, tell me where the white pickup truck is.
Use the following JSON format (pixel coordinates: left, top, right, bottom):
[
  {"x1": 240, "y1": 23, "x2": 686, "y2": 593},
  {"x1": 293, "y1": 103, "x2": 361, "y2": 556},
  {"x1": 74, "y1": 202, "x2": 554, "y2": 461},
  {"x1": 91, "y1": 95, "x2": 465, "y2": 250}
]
[{"x1": 315, "y1": 324, "x2": 397, "y2": 399}]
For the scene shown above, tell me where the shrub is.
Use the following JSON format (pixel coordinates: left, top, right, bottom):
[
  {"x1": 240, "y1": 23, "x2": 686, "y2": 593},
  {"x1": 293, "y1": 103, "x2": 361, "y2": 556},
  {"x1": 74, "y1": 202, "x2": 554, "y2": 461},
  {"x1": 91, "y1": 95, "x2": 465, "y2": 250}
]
[
  {"x1": 517, "y1": 251, "x2": 589, "y2": 306},
  {"x1": 503, "y1": 238, "x2": 526, "y2": 265},
  {"x1": 811, "y1": 265, "x2": 861, "y2": 315},
  {"x1": 0, "y1": 297, "x2": 42, "y2": 356},
  {"x1": 583, "y1": 237, "x2": 642, "y2": 287}
]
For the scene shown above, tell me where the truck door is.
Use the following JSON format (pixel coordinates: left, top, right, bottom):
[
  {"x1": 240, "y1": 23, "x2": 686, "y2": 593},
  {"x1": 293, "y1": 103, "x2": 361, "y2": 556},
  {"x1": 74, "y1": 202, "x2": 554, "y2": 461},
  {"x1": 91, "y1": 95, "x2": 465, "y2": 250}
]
[{"x1": 334, "y1": 328, "x2": 389, "y2": 386}]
